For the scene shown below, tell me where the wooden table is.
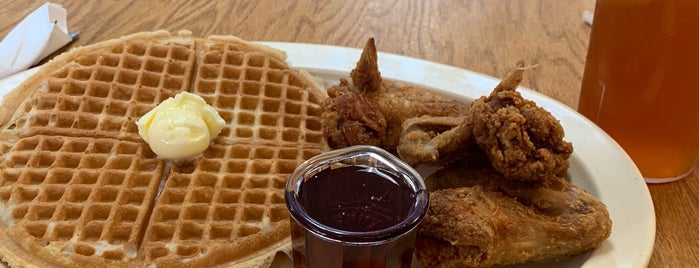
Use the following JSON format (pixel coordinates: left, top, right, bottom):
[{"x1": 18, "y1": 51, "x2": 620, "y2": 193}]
[{"x1": 1, "y1": 1, "x2": 697, "y2": 267}]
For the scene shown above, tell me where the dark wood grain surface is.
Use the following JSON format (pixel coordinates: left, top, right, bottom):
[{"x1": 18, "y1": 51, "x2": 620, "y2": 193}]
[{"x1": 1, "y1": 1, "x2": 697, "y2": 267}]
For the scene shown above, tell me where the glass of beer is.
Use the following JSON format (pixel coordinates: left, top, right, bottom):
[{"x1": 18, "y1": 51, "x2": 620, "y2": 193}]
[{"x1": 579, "y1": 0, "x2": 699, "y2": 183}]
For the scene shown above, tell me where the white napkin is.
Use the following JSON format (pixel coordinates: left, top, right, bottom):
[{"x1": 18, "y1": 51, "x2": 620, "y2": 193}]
[{"x1": 0, "y1": 2, "x2": 75, "y2": 80}]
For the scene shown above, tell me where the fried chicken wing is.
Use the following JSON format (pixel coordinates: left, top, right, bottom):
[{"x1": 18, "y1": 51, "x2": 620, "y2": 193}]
[
  {"x1": 322, "y1": 38, "x2": 470, "y2": 149},
  {"x1": 397, "y1": 62, "x2": 573, "y2": 181},
  {"x1": 470, "y1": 61, "x2": 573, "y2": 181},
  {"x1": 416, "y1": 166, "x2": 612, "y2": 267},
  {"x1": 396, "y1": 116, "x2": 489, "y2": 167}
]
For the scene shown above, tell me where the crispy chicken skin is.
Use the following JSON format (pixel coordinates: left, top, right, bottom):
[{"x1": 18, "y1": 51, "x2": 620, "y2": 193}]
[
  {"x1": 322, "y1": 38, "x2": 470, "y2": 149},
  {"x1": 469, "y1": 61, "x2": 573, "y2": 181},
  {"x1": 397, "y1": 61, "x2": 573, "y2": 181},
  {"x1": 397, "y1": 116, "x2": 489, "y2": 167},
  {"x1": 416, "y1": 167, "x2": 612, "y2": 267}
]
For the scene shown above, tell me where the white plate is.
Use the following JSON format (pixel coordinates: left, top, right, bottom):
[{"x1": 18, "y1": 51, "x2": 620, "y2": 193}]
[
  {"x1": 261, "y1": 42, "x2": 656, "y2": 268},
  {"x1": 0, "y1": 43, "x2": 655, "y2": 268}
]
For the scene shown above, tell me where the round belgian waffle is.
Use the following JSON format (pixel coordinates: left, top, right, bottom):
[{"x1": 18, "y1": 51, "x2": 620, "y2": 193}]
[{"x1": 0, "y1": 30, "x2": 327, "y2": 267}]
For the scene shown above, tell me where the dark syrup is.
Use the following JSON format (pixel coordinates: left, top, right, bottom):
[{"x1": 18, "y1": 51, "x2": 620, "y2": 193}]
[
  {"x1": 291, "y1": 165, "x2": 419, "y2": 267},
  {"x1": 298, "y1": 165, "x2": 415, "y2": 234}
]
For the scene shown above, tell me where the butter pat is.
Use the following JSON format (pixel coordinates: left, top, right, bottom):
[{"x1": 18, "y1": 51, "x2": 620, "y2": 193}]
[{"x1": 137, "y1": 92, "x2": 225, "y2": 160}]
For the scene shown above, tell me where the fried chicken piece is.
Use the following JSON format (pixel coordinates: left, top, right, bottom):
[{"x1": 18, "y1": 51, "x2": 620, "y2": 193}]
[
  {"x1": 322, "y1": 38, "x2": 470, "y2": 149},
  {"x1": 397, "y1": 62, "x2": 573, "y2": 180},
  {"x1": 470, "y1": 61, "x2": 573, "y2": 181},
  {"x1": 396, "y1": 116, "x2": 487, "y2": 167},
  {"x1": 416, "y1": 166, "x2": 612, "y2": 267}
]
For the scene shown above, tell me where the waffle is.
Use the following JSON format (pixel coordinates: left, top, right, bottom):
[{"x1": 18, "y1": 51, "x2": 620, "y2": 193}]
[{"x1": 0, "y1": 30, "x2": 327, "y2": 267}]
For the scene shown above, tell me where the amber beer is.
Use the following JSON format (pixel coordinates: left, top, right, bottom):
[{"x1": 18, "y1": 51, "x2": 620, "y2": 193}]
[{"x1": 579, "y1": 0, "x2": 699, "y2": 182}]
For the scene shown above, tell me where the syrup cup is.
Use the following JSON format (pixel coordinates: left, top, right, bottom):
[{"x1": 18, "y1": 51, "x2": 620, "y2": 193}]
[{"x1": 285, "y1": 145, "x2": 429, "y2": 268}]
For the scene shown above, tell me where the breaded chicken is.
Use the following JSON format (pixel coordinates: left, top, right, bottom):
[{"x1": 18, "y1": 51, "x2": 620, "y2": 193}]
[
  {"x1": 416, "y1": 167, "x2": 612, "y2": 267},
  {"x1": 322, "y1": 38, "x2": 470, "y2": 149},
  {"x1": 397, "y1": 62, "x2": 573, "y2": 181},
  {"x1": 469, "y1": 61, "x2": 573, "y2": 181}
]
